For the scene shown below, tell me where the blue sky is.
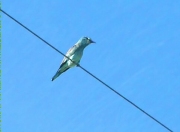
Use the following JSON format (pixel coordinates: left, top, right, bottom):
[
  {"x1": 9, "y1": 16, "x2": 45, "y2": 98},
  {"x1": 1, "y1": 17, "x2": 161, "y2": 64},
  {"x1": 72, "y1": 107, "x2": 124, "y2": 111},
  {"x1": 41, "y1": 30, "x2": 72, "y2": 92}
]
[{"x1": 3, "y1": 0, "x2": 180, "y2": 132}]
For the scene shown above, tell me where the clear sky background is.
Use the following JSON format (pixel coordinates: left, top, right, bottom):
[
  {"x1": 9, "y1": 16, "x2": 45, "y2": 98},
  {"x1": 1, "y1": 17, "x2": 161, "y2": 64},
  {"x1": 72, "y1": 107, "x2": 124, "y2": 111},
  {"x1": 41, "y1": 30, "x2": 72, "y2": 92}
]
[{"x1": 3, "y1": 0, "x2": 180, "y2": 132}]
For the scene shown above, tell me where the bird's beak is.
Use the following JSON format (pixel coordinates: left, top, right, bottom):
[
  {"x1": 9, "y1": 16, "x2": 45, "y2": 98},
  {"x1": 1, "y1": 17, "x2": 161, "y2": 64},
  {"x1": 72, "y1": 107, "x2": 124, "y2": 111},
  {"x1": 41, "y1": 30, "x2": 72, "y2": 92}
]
[{"x1": 90, "y1": 40, "x2": 96, "y2": 43}]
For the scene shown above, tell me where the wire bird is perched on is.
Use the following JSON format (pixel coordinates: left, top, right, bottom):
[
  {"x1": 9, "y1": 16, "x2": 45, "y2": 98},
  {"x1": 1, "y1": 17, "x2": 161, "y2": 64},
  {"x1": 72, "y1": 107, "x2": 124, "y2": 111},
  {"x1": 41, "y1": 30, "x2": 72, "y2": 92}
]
[{"x1": 52, "y1": 37, "x2": 95, "y2": 81}]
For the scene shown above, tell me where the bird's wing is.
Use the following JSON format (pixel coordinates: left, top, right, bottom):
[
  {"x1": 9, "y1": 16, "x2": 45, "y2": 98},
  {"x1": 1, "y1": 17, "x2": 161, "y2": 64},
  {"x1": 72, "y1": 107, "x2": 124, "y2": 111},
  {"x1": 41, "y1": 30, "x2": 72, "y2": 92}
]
[{"x1": 60, "y1": 44, "x2": 79, "y2": 68}]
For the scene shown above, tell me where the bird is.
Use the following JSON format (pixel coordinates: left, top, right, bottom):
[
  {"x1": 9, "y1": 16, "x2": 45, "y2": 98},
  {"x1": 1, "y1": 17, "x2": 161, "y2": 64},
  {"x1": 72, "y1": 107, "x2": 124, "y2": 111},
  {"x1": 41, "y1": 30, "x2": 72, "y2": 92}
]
[{"x1": 51, "y1": 37, "x2": 95, "y2": 81}]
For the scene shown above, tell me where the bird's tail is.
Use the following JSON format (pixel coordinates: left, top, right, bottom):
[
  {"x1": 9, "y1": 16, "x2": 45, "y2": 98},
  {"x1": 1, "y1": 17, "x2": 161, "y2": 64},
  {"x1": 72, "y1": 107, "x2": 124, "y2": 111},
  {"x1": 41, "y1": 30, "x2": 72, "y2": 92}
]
[
  {"x1": 51, "y1": 71, "x2": 62, "y2": 81},
  {"x1": 51, "y1": 68, "x2": 70, "y2": 81}
]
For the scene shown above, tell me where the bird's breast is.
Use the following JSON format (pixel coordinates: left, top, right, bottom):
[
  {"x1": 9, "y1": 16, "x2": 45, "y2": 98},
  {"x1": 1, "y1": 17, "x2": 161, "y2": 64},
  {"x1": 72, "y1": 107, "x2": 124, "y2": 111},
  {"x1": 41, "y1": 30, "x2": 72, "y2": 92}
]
[{"x1": 67, "y1": 51, "x2": 83, "y2": 67}]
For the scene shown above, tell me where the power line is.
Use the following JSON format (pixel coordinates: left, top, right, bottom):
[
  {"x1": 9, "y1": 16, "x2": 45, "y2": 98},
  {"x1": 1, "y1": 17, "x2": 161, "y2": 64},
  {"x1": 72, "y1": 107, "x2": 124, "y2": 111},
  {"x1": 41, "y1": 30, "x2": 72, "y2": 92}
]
[{"x1": 1, "y1": 9, "x2": 173, "y2": 132}]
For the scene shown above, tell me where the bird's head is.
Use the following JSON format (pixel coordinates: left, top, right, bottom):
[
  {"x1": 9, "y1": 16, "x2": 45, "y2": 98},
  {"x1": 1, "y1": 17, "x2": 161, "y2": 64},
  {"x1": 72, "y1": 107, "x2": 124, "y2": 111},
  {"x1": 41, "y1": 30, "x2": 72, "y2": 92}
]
[{"x1": 78, "y1": 37, "x2": 95, "y2": 46}]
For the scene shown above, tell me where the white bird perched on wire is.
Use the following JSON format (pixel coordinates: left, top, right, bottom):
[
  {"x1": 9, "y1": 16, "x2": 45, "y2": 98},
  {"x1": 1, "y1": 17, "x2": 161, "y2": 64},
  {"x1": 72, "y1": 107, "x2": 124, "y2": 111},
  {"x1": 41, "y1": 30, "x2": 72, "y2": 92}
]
[{"x1": 52, "y1": 37, "x2": 95, "y2": 81}]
